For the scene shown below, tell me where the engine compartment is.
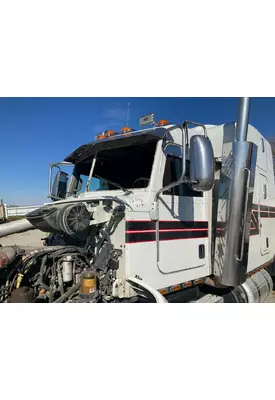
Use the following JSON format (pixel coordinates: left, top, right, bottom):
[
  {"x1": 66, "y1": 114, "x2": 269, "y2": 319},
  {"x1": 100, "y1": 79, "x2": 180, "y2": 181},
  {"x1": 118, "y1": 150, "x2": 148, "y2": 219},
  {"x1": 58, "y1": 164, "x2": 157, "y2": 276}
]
[{"x1": 0, "y1": 202, "x2": 132, "y2": 303}]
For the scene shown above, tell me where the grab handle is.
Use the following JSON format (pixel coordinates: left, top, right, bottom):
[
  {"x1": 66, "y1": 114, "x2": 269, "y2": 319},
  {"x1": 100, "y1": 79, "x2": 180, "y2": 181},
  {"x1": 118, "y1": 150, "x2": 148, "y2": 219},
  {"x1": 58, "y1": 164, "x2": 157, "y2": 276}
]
[{"x1": 236, "y1": 167, "x2": 250, "y2": 262}]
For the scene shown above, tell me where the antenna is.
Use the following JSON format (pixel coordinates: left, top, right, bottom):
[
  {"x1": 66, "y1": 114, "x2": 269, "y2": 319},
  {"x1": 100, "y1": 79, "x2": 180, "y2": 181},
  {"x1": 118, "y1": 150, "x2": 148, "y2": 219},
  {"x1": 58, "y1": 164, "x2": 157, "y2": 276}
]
[{"x1": 126, "y1": 97, "x2": 131, "y2": 126}]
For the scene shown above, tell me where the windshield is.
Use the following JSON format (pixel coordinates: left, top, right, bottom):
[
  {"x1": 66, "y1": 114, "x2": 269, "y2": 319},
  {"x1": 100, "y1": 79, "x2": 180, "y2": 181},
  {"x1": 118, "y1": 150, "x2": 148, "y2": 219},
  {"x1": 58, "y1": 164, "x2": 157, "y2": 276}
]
[{"x1": 68, "y1": 140, "x2": 158, "y2": 194}]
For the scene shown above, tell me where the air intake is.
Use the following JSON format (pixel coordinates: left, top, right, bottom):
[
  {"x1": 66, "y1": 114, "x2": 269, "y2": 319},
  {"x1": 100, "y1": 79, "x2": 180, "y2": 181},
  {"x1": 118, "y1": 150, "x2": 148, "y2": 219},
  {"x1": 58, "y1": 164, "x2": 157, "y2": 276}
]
[
  {"x1": 26, "y1": 203, "x2": 90, "y2": 237},
  {"x1": 59, "y1": 203, "x2": 90, "y2": 236}
]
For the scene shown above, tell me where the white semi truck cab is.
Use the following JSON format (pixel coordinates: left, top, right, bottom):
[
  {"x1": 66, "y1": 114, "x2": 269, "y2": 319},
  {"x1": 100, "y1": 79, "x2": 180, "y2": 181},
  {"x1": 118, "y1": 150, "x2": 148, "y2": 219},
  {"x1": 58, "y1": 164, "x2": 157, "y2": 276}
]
[{"x1": 0, "y1": 99, "x2": 274, "y2": 303}]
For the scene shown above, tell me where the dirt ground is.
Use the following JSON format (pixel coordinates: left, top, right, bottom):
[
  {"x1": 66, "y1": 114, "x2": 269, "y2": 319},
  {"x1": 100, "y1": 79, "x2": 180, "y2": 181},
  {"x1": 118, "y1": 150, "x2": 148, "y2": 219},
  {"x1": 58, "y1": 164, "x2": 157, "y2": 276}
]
[
  {"x1": 1, "y1": 229, "x2": 275, "y2": 303},
  {"x1": 0, "y1": 229, "x2": 46, "y2": 248}
]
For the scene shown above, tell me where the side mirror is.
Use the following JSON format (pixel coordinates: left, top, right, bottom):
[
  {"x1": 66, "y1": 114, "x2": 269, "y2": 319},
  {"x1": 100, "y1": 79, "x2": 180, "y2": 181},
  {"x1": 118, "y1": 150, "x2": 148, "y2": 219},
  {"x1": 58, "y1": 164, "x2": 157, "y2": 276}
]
[
  {"x1": 51, "y1": 171, "x2": 68, "y2": 199},
  {"x1": 189, "y1": 135, "x2": 215, "y2": 191},
  {"x1": 164, "y1": 143, "x2": 182, "y2": 158},
  {"x1": 76, "y1": 178, "x2": 83, "y2": 193}
]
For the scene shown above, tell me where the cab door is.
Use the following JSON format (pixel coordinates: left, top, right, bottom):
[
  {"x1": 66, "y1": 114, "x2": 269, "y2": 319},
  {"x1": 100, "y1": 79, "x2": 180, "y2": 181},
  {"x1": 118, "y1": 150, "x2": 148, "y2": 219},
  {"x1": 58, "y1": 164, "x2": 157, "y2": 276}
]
[{"x1": 157, "y1": 154, "x2": 208, "y2": 274}]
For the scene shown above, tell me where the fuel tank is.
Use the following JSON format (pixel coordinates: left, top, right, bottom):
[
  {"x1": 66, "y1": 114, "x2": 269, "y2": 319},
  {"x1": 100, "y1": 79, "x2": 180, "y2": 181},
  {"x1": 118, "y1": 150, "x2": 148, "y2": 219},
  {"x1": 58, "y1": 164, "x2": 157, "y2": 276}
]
[
  {"x1": 221, "y1": 270, "x2": 273, "y2": 303},
  {"x1": 198, "y1": 269, "x2": 273, "y2": 303},
  {"x1": 241, "y1": 269, "x2": 273, "y2": 303}
]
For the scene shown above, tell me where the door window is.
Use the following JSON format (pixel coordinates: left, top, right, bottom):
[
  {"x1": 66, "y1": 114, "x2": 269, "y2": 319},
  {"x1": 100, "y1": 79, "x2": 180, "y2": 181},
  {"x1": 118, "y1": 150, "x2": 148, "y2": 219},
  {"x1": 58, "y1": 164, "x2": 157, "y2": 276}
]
[{"x1": 163, "y1": 156, "x2": 202, "y2": 197}]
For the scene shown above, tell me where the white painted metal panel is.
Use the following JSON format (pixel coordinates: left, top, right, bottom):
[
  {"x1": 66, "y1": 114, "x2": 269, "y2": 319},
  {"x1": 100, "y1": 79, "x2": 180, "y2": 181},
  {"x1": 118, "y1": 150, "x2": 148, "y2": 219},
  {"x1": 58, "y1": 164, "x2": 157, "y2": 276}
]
[{"x1": 5, "y1": 205, "x2": 43, "y2": 217}]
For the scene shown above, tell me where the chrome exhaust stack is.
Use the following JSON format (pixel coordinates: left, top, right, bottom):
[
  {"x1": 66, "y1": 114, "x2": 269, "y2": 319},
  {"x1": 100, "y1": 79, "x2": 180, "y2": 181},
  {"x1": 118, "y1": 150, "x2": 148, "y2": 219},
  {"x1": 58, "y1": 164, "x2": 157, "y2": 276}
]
[
  {"x1": 221, "y1": 98, "x2": 252, "y2": 286},
  {"x1": 213, "y1": 98, "x2": 256, "y2": 287}
]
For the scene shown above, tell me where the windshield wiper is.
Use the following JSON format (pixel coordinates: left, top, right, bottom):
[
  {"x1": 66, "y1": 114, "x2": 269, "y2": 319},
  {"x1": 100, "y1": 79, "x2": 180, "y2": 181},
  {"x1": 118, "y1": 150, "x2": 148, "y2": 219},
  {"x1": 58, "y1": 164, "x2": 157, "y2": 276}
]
[{"x1": 95, "y1": 175, "x2": 133, "y2": 195}]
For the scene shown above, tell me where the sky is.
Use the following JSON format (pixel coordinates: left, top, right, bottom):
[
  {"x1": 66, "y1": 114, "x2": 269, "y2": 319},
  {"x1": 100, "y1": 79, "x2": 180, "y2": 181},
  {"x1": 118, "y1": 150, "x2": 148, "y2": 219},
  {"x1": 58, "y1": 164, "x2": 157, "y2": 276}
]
[{"x1": 0, "y1": 97, "x2": 275, "y2": 205}]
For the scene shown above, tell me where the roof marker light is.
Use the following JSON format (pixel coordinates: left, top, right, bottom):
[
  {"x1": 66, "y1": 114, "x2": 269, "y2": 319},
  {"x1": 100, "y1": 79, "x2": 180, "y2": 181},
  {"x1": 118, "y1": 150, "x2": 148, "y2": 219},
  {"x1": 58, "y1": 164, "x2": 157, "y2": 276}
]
[
  {"x1": 95, "y1": 130, "x2": 117, "y2": 140},
  {"x1": 105, "y1": 130, "x2": 116, "y2": 137},
  {"x1": 121, "y1": 126, "x2": 134, "y2": 134},
  {"x1": 95, "y1": 133, "x2": 105, "y2": 140},
  {"x1": 157, "y1": 119, "x2": 169, "y2": 126}
]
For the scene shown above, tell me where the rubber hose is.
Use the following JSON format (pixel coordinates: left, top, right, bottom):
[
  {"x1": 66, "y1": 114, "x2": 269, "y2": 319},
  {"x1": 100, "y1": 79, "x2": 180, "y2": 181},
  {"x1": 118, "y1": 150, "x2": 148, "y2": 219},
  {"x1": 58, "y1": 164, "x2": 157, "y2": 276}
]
[
  {"x1": 54, "y1": 281, "x2": 81, "y2": 303},
  {"x1": 39, "y1": 255, "x2": 50, "y2": 291},
  {"x1": 47, "y1": 246, "x2": 84, "y2": 259}
]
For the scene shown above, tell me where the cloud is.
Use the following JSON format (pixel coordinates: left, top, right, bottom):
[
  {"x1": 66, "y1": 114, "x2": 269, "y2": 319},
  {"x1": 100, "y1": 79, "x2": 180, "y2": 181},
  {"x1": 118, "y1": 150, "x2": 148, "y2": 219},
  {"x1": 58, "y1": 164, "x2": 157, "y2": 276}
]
[
  {"x1": 101, "y1": 107, "x2": 127, "y2": 122},
  {"x1": 92, "y1": 106, "x2": 129, "y2": 134},
  {"x1": 92, "y1": 120, "x2": 122, "y2": 134}
]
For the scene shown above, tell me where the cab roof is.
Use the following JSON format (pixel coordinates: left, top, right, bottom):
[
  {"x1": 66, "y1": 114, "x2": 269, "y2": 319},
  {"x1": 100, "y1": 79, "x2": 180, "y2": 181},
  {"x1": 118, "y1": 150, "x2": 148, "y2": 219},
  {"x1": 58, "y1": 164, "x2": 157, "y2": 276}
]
[{"x1": 64, "y1": 126, "x2": 174, "y2": 164}]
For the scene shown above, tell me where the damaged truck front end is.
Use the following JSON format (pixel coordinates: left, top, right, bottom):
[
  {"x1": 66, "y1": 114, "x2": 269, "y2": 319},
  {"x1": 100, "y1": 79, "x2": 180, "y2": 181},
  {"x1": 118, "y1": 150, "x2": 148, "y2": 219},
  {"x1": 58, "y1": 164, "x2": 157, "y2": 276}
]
[{"x1": 0, "y1": 128, "x2": 168, "y2": 303}]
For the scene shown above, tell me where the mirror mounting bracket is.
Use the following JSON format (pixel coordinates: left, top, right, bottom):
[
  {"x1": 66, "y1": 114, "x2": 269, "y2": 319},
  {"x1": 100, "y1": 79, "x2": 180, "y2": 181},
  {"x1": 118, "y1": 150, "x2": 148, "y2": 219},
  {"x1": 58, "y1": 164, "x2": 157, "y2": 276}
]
[{"x1": 150, "y1": 126, "x2": 187, "y2": 221}]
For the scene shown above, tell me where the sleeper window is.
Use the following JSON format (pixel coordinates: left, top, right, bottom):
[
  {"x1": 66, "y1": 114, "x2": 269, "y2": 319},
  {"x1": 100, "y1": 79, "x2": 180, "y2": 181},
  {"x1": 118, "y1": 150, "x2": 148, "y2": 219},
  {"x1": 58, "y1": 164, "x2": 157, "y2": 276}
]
[{"x1": 163, "y1": 156, "x2": 202, "y2": 197}]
